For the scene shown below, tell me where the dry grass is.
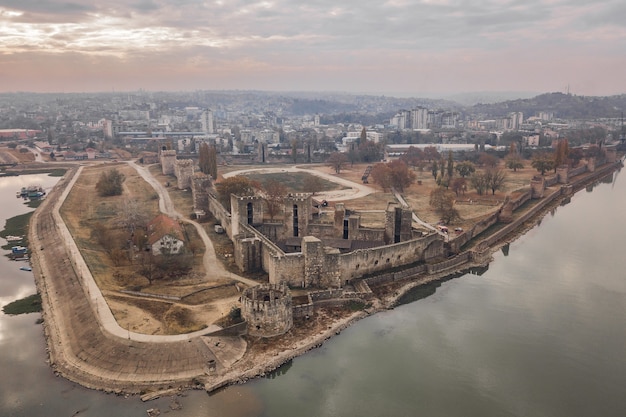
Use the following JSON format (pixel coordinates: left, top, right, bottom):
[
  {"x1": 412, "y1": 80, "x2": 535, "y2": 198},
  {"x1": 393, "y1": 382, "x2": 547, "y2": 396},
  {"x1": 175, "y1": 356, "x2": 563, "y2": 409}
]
[{"x1": 60, "y1": 163, "x2": 233, "y2": 334}]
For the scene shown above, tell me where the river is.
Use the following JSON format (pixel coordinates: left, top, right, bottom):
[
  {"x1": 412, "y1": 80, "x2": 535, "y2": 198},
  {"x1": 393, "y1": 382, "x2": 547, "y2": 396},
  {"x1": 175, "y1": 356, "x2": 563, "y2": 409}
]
[{"x1": 1, "y1": 170, "x2": 625, "y2": 417}]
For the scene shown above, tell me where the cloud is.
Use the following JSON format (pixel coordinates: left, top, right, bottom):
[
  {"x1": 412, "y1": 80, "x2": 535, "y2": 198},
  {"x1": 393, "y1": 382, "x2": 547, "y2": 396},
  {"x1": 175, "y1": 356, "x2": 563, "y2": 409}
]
[{"x1": 0, "y1": 0, "x2": 625, "y2": 94}]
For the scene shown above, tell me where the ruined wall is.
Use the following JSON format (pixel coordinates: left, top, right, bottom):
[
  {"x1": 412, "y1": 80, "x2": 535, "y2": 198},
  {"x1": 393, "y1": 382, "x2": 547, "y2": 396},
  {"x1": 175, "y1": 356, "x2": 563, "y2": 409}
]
[
  {"x1": 174, "y1": 159, "x2": 194, "y2": 189},
  {"x1": 160, "y1": 150, "x2": 177, "y2": 175},
  {"x1": 241, "y1": 283, "x2": 293, "y2": 338},
  {"x1": 531, "y1": 176, "x2": 545, "y2": 198},
  {"x1": 334, "y1": 233, "x2": 444, "y2": 282},
  {"x1": 207, "y1": 194, "x2": 232, "y2": 239},
  {"x1": 544, "y1": 175, "x2": 558, "y2": 187},
  {"x1": 191, "y1": 173, "x2": 212, "y2": 214},
  {"x1": 306, "y1": 223, "x2": 337, "y2": 240},
  {"x1": 353, "y1": 228, "x2": 386, "y2": 242},
  {"x1": 233, "y1": 234, "x2": 263, "y2": 273},
  {"x1": 556, "y1": 166, "x2": 569, "y2": 184},
  {"x1": 269, "y1": 252, "x2": 305, "y2": 286},
  {"x1": 605, "y1": 147, "x2": 617, "y2": 163},
  {"x1": 569, "y1": 164, "x2": 588, "y2": 178}
]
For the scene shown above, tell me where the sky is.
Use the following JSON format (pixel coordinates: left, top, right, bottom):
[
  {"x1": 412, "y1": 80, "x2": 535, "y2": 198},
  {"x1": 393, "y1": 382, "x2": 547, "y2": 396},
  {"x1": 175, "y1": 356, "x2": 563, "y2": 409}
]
[{"x1": 0, "y1": 0, "x2": 625, "y2": 96}]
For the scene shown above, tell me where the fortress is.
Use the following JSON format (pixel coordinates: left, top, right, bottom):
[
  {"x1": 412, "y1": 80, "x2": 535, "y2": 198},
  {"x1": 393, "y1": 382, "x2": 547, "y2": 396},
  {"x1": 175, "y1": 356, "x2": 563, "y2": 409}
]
[{"x1": 161, "y1": 146, "x2": 620, "y2": 337}]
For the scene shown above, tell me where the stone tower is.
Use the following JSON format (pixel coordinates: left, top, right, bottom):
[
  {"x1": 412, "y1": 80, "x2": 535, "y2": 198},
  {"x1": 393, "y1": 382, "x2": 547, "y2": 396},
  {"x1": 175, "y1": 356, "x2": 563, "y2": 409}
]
[
  {"x1": 384, "y1": 203, "x2": 413, "y2": 244},
  {"x1": 175, "y1": 159, "x2": 194, "y2": 189},
  {"x1": 230, "y1": 195, "x2": 264, "y2": 237},
  {"x1": 283, "y1": 193, "x2": 313, "y2": 238},
  {"x1": 191, "y1": 172, "x2": 212, "y2": 214},
  {"x1": 241, "y1": 282, "x2": 293, "y2": 337},
  {"x1": 160, "y1": 149, "x2": 177, "y2": 175}
]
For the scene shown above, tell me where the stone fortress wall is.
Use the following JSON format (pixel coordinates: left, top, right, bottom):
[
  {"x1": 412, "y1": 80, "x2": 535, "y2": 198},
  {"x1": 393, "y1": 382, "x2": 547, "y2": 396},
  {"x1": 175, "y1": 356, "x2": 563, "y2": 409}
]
[{"x1": 161, "y1": 148, "x2": 621, "y2": 337}]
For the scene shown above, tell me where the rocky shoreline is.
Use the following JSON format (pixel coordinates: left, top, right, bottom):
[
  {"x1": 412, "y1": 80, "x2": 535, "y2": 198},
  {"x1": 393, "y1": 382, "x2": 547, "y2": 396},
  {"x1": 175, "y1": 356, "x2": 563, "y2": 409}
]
[{"x1": 27, "y1": 160, "x2": 622, "y2": 399}]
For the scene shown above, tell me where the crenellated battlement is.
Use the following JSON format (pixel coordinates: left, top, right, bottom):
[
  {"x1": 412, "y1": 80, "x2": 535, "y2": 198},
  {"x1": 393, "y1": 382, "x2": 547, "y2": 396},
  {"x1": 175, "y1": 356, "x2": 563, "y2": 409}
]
[{"x1": 241, "y1": 282, "x2": 293, "y2": 337}]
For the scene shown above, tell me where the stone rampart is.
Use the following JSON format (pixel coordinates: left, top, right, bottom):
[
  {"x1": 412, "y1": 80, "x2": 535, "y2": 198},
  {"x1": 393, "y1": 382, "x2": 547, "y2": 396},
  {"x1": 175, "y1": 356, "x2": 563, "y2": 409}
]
[
  {"x1": 426, "y1": 252, "x2": 471, "y2": 274},
  {"x1": 334, "y1": 233, "x2": 444, "y2": 282}
]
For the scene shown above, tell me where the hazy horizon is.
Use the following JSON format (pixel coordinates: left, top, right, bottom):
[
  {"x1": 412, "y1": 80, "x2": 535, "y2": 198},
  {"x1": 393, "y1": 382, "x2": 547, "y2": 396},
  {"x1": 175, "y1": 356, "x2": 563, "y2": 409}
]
[{"x1": 1, "y1": 1, "x2": 625, "y2": 97}]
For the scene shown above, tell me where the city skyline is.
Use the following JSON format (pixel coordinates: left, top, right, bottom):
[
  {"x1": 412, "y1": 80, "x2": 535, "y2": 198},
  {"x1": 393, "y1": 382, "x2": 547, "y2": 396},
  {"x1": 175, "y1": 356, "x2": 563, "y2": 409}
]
[{"x1": 1, "y1": 0, "x2": 625, "y2": 97}]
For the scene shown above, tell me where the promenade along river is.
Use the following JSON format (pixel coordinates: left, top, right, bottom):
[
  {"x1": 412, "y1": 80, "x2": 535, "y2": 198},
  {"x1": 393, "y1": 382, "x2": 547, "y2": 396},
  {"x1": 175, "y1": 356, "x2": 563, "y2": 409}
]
[{"x1": 1, "y1": 169, "x2": 626, "y2": 417}]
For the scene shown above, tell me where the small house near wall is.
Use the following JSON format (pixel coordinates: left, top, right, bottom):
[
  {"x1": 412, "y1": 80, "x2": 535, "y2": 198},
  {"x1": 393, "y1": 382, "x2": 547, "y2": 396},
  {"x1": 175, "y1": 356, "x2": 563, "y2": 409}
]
[{"x1": 147, "y1": 214, "x2": 185, "y2": 255}]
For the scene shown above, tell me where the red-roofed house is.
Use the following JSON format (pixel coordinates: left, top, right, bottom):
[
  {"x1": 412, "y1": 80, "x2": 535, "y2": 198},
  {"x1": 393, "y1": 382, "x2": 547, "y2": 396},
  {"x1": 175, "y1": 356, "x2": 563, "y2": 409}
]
[{"x1": 146, "y1": 214, "x2": 185, "y2": 255}]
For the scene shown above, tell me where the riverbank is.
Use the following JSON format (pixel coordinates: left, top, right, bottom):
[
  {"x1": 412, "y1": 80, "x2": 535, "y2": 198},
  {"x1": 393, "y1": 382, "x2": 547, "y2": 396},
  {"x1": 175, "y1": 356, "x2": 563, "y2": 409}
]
[{"x1": 28, "y1": 159, "x2": 622, "y2": 398}]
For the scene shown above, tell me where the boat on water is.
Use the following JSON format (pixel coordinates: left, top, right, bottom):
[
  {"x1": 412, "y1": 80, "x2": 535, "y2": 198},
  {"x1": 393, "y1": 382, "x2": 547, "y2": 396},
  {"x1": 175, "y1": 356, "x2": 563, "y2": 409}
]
[
  {"x1": 5, "y1": 235, "x2": 23, "y2": 242},
  {"x1": 11, "y1": 246, "x2": 28, "y2": 255},
  {"x1": 19, "y1": 266, "x2": 32, "y2": 272},
  {"x1": 18, "y1": 186, "x2": 46, "y2": 199}
]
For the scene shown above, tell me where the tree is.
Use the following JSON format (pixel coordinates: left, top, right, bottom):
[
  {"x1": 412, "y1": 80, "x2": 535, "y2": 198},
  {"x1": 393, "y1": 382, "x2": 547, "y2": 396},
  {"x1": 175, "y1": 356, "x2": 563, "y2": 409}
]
[
  {"x1": 291, "y1": 139, "x2": 298, "y2": 163},
  {"x1": 302, "y1": 175, "x2": 323, "y2": 195},
  {"x1": 423, "y1": 146, "x2": 440, "y2": 162},
  {"x1": 120, "y1": 197, "x2": 148, "y2": 234},
  {"x1": 485, "y1": 168, "x2": 507, "y2": 195},
  {"x1": 451, "y1": 177, "x2": 467, "y2": 197},
  {"x1": 371, "y1": 163, "x2": 392, "y2": 191},
  {"x1": 505, "y1": 154, "x2": 524, "y2": 172},
  {"x1": 478, "y1": 152, "x2": 498, "y2": 168},
  {"x1": 431, "y1": 160, "x2": 438, "y2": 179},
  {"x1": 360, "y1": 127, "x2": 367, "y2": 145},
  {"x1": 447, "y1": 151, "x2": 454, "y2": 179},
  {"x1": 216, "y1": 176, "x2": 257, "y2": 211},
  {"x1": 389, "y1": 159, "x2": 416, "y2": 192},
  {"x1": 207, "y1": 144, "x2": 218, "y2": 179},
  {"x1": 358, "y1": 139, "x2": 382, "y2": 163},
  {"x1": 455, "y1": 161, "x2": 476, "y2": 178},
  {"x1": 531, "y1": 153, "x2": 555, "y2": 175},
  {"x1": 198, "y1": 142, "x2": 210, "y2": 174},
  {"x1": 95, "y1": 168, "x2": 125, "y2": 197},
  {"x1": 554, "y1": 139, "x2": 569, "y2": 169},
  {"x1": 400, "y1": 146, "x2": 424, "y2": 168},
  {"x1": 429, "y1": 187, "x2": 459, "y2": 224},
  {"x1": 470, "y1": 172, "x2": 488, "y2": 195},
  {"x1": 263, "y1": 179, "x2": 287, "y2": 220},
  {"x1": 327, "y1": 152, "x2": 348, "y2": 174}
]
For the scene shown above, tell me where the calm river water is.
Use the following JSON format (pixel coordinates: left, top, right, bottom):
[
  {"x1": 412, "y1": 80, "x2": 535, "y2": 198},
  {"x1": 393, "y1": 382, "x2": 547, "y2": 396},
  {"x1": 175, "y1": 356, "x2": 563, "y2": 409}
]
[{"x1": 1, "y1": 170, "x2": 625, "y2": 417}]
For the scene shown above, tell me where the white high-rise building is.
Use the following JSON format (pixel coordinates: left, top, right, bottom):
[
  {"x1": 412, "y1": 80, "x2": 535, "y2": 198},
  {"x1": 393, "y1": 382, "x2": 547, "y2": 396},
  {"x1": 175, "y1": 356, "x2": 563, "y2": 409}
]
[
  {"x1": 201, "y1": 109, "x2": 214, "y2": 134},
  {"x1": 410, "y1": 107, "x2": 429, "y2": 130}
]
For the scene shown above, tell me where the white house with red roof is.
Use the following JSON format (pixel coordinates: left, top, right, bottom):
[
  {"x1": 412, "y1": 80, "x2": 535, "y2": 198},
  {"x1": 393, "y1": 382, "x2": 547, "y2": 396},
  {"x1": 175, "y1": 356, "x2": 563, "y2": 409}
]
[{"x1": 146, "y1": 214, "x2": 185, "y2": 255}]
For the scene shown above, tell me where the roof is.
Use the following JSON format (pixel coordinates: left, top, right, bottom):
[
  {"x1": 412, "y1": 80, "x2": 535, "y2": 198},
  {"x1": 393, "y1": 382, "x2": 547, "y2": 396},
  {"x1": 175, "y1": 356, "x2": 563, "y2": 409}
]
[{"x1": 146, "y1": 214, "x2": 185, "y2": 245}]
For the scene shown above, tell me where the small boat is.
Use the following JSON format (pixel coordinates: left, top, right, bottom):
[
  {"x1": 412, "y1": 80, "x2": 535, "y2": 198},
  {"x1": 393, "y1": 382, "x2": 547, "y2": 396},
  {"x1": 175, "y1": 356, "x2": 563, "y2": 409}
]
[
  {"x1": 19, "y1": 266, "x2": 32, "y2": 272},
  {"x1": 11, "y1": 246, "x2": 28, "y2": 255},
  {"x1": 5, "y1": 235, "x2": 23, "y2": 242}
]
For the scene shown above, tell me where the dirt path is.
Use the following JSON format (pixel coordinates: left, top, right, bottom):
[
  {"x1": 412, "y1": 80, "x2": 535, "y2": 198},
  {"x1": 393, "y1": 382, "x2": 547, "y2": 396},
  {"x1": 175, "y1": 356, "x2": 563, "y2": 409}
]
[
  {"x1": 224, "y1": 165, "x2": 377, "y2": 201},
  {"x1": 129, "y1": 161, "x2": 259, "y2": 288}
]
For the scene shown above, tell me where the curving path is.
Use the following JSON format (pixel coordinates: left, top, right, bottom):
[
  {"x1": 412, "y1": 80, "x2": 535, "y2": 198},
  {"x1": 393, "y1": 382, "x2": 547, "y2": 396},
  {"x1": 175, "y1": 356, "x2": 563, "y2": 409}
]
[
  {"x1": 129, "y1": 161, "x2": 259, "y2": 288},
  {"x1": 223, "y1": 165, "x2": 377, "y2": 201}
]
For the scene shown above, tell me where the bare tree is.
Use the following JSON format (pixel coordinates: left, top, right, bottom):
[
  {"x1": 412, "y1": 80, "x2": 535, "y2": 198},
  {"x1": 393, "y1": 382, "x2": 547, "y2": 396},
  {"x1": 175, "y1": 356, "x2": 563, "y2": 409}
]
[
  {"x1": 485, "y1": 168, "x2": 507, "y2": 195},
  {"x1": 263, "y1": 179, "x2": 287, "y2": 220},
  {"x1": 327, "y1": 152, "x2": 348, "y2": 174}
]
